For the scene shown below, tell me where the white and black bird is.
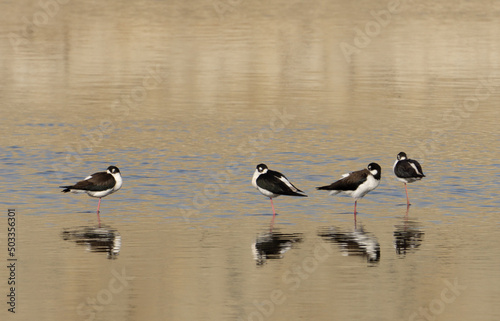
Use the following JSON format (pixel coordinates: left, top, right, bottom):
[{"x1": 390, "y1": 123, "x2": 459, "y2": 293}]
[
  {"x1": 317, "y1": 163, "x2": 382, "y2": 215},
  {"x1": 60, "y1": 166, "x2": 123, "y2": 226},
  {"x1": 252, "y1": 164, "x2": 307, "y2": 219},
  {"x1": 393, "y1": 152, "x2": 425, "y2": 206}
]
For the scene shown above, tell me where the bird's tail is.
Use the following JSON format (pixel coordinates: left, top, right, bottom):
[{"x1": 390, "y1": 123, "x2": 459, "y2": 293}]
[
  {"x1": 317, "y1": 185, "x2": 341, "y2": 196},
  {"x1": 60, "y1": 186, "x2": 71, "y2": 193}
]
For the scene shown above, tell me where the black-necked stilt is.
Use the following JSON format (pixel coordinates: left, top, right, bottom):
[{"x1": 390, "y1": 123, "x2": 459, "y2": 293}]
[
  {"x1": 393, "y1": 152, "x2": 425, "y2": 206},
  {"x1": 252, "y1": 164, "x2": 307, "y2": 220},
  {"x1": 316, "y1": 163, "x2": 381, "y2": 215},
  {"x1": 60, "y1": 166, "x2": 122, "y2": 226}
]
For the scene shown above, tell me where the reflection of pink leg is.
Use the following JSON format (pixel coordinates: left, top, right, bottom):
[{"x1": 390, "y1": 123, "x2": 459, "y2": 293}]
[
  {"x1": 96, "y1": 198, "x2": 102, "y2": 227},
  {"x1": 404, "y1": 204, "x2": 410, "y2": 231},
  {"x1": 404, "y1": 183, "x2": 410, "y2": 206}
]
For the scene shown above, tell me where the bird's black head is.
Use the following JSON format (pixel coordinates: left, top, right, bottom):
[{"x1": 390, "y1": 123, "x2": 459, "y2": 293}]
[
  {"x1": 367, "y1": 163, "x2": 381, "y2": 179},
  {"x1": 397, "y1": 152, "x2": 407, "y2": 160},
  {"x1": 107, "y1": 166, "x2": 120, "y2": 174},
  {"x1": 256, "y1": 164, "x2": 268, "y2": 173}
]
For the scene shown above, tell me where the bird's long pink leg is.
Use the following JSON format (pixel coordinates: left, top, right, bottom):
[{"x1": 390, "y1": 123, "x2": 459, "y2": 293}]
[
  {"x1": 354, "y1": 200, "x2": 357, "y2": 215},
  {"x1": 96, "y1": 198, "x2": 102, "y2": 227},
  {"x1": 270, "y1": 198, "x2": 276, "y2": 219},
  {"x1": 404, "y1": 183, "x2": 410, "y2": 206}
]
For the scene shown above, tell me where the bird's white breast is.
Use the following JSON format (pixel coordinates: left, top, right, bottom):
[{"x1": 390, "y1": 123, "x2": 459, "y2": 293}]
[
  {"x1": 392, "y1": 159, "x2": 399, "y2": 173},
  {"x1": 112, "y1": 173, "x2": 123, "y2": 192},
  {"x1": 257, "y1": 187, "x2": 279, "y2": 198},
  {"x1": 393, "y1": 159, "x2": 408, "y2": 183},
  {"x1": 87, "y1": 189, "x2": 114, "y2": 198},
  {"x1": 351, "y1": 175, "x2": 379, "y2": 200},
  {"x1": 251, "y1": 169, "x2": 260, "y2": 189}
]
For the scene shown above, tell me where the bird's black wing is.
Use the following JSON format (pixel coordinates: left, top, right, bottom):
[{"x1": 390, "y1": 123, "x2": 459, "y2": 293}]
[
  {"x1": 257, "y1": 171, "x2": 307, "y2": 196},
  {"x1": 317, "y1": 169, "x2": 368, "y2": 191},
  {"x1": 268, "y1": 170, "x2": 306, "y2": 194},
  {"x1": 410, "y1": 159, "x2": 425, "y2": 177},
  {"x1": 61, "y1": 172, "x2": 115, "y2": 192},
  {"x1": 395, "y1": 160, "x2": 424, "y2": 178}
]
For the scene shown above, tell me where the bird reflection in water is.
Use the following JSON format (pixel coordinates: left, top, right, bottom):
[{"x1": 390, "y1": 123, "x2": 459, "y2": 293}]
[
  {"x1": 252, "y1": 219, "x2": 302, "y2": 265},
  {"x1": 318, "y1": 218, "x2": 380, "y2": 263},
  {"x1": 394, "y1": 206, "x2": 425, "y2": 256},
  {"x1": 61, "y1": 226, "x2": 121, "y2": 259}
]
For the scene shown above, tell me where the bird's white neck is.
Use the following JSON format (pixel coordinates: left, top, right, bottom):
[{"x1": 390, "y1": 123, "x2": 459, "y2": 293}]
[
  {"x1": 112, "y1": 172, "x2": 123, "y2": 192},
  {"x1": 251, "y1": 169, "x2": 260, "y2": 189}
]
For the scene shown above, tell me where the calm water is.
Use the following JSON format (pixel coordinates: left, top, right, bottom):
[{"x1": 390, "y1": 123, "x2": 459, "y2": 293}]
[{"x1": 1, "y1": 1, "x2": 500, "y2": 320}]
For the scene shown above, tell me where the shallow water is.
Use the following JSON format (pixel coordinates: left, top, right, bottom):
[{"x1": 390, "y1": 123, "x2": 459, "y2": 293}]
[{"x1": 1, "y1": 1, "x2": 500, "y2": 320}]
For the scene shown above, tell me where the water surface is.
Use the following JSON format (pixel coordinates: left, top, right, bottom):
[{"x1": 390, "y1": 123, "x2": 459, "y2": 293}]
[{"x1": 1, "y1": 1, "x2": 500, "y2": 320}]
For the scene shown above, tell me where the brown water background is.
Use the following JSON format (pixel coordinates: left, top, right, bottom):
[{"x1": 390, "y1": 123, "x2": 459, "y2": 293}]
[{"x1": 1, "y1": 1, "x2": 500, "y2": 320}]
